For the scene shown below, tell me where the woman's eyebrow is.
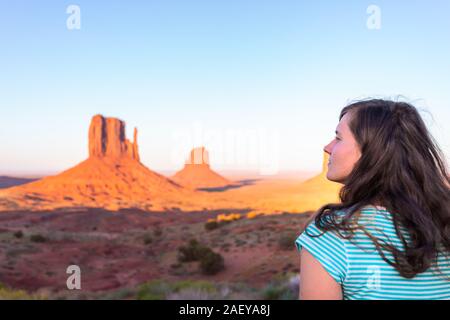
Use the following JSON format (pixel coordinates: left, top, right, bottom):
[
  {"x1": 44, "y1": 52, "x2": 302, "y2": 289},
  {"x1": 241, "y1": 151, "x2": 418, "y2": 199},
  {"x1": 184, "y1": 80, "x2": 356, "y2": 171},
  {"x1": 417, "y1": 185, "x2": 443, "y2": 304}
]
[{"x1": 335, "y1": 130, "x2": 341, "y2": 136}]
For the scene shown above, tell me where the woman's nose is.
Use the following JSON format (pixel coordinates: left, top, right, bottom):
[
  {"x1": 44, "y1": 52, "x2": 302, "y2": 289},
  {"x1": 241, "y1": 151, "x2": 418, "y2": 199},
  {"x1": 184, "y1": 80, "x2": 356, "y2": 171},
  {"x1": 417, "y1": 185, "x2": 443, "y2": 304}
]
[{"x1": 323, "y1": 141, "x2": 332, "y2": 154}]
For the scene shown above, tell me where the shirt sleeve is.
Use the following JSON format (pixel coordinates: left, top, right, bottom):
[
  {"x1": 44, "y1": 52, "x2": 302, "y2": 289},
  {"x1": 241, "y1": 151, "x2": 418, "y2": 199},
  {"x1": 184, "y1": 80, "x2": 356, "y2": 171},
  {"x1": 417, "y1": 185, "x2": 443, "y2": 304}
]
[{"x1": 295, "y1": 221, "x2": 348, "y2": 285}]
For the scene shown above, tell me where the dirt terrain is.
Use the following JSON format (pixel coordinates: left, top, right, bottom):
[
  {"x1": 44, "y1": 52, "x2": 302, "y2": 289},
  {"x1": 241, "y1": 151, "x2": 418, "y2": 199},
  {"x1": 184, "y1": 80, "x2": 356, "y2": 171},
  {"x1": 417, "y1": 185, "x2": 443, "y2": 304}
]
[{"x1": 0, "y1": 207, "x2": 312, "y2": 299}]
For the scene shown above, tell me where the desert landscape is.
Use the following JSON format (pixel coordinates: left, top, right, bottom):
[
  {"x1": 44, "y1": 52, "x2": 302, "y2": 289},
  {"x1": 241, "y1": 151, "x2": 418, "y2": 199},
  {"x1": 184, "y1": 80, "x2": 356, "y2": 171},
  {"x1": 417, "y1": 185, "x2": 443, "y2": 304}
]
[
  {"x1": 2, "y1": 1, "x2": 449, "y2": 304},
  {"x1": 0, "y1": 115, "x2": 341, "y2": 299}
]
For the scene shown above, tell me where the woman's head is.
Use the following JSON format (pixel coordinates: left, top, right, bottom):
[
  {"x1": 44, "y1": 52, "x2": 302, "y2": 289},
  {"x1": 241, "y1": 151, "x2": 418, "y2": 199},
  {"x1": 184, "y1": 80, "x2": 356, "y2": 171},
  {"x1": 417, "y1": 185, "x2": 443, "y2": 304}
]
[
  {"x1": 314, "y1": 98, "x2": 450, "y2": 278},
  {"x1": 323, "y1": 111, "x2": 361, "y2": 184},
  {"x1": 324, "y1": 99, "x2": 449, "y2": 190}
]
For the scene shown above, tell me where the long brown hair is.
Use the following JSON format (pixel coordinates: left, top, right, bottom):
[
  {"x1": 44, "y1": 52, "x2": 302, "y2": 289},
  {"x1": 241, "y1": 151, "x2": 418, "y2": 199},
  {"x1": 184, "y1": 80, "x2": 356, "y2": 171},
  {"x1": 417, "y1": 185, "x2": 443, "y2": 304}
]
[{"x1": 311, "y1": 99, "x2": 450, "y2": 278}]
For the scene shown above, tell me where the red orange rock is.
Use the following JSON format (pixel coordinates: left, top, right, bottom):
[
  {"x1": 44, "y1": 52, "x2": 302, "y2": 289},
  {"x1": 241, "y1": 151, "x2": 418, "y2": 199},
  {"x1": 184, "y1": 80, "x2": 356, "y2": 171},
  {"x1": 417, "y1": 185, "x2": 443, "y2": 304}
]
[
  {"x1": 88, "y1": 115, "x2": 139, "y2": 161},
  {"x1": 171, "y1": 147, "x2": 231, "y2": 189}
]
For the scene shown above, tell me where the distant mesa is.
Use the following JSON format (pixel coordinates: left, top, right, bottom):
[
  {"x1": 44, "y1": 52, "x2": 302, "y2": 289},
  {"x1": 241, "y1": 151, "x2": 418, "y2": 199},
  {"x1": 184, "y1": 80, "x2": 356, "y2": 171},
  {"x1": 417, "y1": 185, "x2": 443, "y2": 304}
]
[
  {"x1": 0, "y1": 176, "x2": 40, "y2": 189},
  {"x1": 171, "y1": 147, "x2": 232, "y2": 189},
  {"x1": 186, "y1": 146, "x2": 210, "y2": 165}
]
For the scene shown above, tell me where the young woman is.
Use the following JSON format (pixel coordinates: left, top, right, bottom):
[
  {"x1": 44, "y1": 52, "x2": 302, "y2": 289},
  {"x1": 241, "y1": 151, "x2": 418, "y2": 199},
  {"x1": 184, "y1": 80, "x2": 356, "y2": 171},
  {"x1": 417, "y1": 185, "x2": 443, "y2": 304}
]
[{"x1": 295, "y1": 99, "x2": 450, "y2": 300}]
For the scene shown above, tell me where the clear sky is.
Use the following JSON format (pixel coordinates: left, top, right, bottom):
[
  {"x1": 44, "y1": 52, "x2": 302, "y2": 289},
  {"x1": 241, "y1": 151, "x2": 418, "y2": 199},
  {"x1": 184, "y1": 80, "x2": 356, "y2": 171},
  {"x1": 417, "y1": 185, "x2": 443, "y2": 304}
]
[{"x1": 1, "y1": 0, "x2": 449, "y2": 176}]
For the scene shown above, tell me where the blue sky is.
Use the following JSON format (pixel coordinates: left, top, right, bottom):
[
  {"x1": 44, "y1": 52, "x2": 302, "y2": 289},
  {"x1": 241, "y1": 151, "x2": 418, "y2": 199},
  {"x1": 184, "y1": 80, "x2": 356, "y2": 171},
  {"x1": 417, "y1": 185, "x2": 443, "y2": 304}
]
[{"x1": 1, "y1": 0, "x2": 449, "y2": 176}]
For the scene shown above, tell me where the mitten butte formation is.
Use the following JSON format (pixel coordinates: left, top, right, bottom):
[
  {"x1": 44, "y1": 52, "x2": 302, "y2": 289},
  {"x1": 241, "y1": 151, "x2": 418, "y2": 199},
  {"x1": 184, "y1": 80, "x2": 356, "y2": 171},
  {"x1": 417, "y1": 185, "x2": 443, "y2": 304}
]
[{"x1": 89, "y1": 115, "x2": 140, "y2": 161}]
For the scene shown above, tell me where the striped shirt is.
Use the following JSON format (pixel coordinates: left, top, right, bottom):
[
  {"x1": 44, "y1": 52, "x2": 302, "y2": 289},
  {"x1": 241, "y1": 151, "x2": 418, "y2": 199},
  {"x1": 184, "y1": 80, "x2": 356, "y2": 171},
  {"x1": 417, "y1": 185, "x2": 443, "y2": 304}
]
[{"x1": 295, "y1": 205, "x2": 450, "y2": 300}]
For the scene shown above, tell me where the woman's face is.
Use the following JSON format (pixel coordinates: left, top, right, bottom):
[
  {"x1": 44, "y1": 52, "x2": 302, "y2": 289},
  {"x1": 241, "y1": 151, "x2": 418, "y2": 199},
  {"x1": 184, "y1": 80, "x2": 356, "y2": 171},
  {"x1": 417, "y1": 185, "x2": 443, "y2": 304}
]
[{"x1": 323, "y1": 112, "x2": 362, "y2": 184}]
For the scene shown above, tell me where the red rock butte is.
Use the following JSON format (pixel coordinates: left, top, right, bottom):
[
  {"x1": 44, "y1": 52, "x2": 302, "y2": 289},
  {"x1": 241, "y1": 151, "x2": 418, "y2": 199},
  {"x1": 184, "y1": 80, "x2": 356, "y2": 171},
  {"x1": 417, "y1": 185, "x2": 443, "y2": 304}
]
[
  {"x1": 171, "y1": 147, "x2": 231, "y2": 189},
  {"x1": 89, "y1": 115, "x2": 140, "y2": 161},
  {"x1": 186, "y1": 146, "x2": 210, "y2": 165}
]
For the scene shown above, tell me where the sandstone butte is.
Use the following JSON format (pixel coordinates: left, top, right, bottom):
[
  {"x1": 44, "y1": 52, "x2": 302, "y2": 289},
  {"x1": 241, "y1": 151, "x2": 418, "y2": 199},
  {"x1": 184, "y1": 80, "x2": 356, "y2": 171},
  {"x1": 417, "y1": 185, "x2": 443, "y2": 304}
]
[{"x1": 171, "y1": 147, "x2": 232, "y2": 189}]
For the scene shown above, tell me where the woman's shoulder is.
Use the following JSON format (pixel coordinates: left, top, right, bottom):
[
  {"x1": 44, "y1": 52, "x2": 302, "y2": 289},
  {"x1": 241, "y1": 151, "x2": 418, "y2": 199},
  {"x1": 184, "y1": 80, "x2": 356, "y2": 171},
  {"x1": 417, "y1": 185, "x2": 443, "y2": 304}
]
[
  {"x1": 300, "y1": 204, "x2": 396, "y2": 241},
  {"x1": 315, "y1": 205, "x2": 399, "y2": 241},
  {"x1": 313, "y1": 204, "x2": 391, "y2": 223},
  {"x1": 328, "y1": 204, "x2": 391, "y2": 223}
]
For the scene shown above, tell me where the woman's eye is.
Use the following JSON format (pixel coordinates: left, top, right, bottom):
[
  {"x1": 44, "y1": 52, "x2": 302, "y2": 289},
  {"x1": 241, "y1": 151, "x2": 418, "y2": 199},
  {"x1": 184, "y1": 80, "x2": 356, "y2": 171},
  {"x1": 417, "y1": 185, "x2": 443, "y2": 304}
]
[{"x1": 335, "y1": 136, "x2": 341, "y2": 141}]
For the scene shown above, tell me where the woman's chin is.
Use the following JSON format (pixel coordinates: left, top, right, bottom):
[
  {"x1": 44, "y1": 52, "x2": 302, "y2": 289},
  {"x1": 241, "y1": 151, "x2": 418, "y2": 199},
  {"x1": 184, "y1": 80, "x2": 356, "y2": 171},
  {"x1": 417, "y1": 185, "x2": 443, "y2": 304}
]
[
  {"x1": 326, "y1": 172, "x2": 343, "y2": 184},
  {"x1": 325, "y1": 169, "x2": 332, "y2": 179}
]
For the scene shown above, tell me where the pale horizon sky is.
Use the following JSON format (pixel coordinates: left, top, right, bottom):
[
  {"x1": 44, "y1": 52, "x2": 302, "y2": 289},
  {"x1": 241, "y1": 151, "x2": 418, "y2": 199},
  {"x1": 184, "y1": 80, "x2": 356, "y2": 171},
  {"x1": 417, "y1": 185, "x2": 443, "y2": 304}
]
[{"x1": 1, "y1": 1, "x2": 449, "y2": 177}]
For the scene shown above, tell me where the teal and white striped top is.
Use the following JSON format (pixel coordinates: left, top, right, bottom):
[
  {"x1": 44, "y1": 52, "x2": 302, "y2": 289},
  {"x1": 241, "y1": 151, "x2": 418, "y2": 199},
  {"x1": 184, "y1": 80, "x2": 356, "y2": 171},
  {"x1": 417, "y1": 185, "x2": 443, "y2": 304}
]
[{"x1": 295, "y1": 205, "x2": 450, "y2": 300}]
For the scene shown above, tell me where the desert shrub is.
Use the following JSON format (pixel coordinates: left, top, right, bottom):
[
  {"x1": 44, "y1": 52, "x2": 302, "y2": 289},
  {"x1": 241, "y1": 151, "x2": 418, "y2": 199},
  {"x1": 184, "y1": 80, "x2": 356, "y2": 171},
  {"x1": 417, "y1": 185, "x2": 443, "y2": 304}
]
[
  {"x1": 199, "y1": 251, "x2": 225, "y2": 275},
  {"x1": 171, "y1": 280, "x2": 216, "y2": 293},
  {"x1": 143, "y1": 234, "x2": 153, "y2": 245},
  {"x1": 167, "y1": 288, "x2": 214, "y2": 300},
  {"x1": 216, "y1": 213, "x2": 242, "y2": 222},
  {"x1": 153, "y1": 228, "x2": 163, "y2": 237},
  {"x1": 247, "y1": 211, "x2": 263, "y2": 219},
  {"x1": 0, "y1": 283, "x2": 44, "y2": 300},
  {"x1": 13, "y1": 231, "x2": 23, "y2": 239},
  {"x1": 282, "y1": 262, "x2": 294, "y2": 272},
  {"x1": 177, "y1": 239, "x2": 210, "y2": 262},
  {"x1": 103, "y1": 287, "x2": 135, "y2": 300},
  {"x1": 262, "y1": 282, "x2": 297, "y2": 300},
  {"x1": 204, "y1": 220, "x2": 220, "y2": 231},
  {"x1": 137, "y1": 279, "x2": 172, "y2": 300},
  {"x1": 137, "y1": 279, "x2": 217, "y2": 300},
  {"x1": 204, "y1": 213, "x2": 243, "y2": 231},
  {"x1": 30, "y1": 234, "x2": 47, "y2": 243},
  {"x1": 261, "y1": 282, "x2": 287, "y2": 300},
  {"x1": 277, "y1": 231, "x2": 297, "y2": 250},
  {"x1": 177, "y1": 239, "x2": 225, "y2": 275},
  {"x1": 261, "y1": 273, "x2": 299, "y2": 300}
]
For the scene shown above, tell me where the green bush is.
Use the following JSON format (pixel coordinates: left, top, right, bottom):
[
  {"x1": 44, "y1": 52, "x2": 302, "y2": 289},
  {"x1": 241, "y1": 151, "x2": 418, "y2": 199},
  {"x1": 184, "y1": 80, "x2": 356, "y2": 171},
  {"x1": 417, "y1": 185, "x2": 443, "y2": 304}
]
[
  {"x1": 30, "y1": 234, "x2": 47, "y2": 243},
  {"x1": 204, "y1": 220, "x2": 220, "y2": 231},
  {"x1": 177, "y1": 239, "x2": 210, "y2": 262},
  {"x1": 204, "y1": 218, "x2": 239, "y2": 231},
  {"x1": 262, "y1": 283, "x2": 286, "y2": 300},
  {"x1": 153, "y1": 228, "x2": 163, "y2": 237},
  {"x1": 261, "y1": 274, "x2": 299, "y2": 300},
  {"x1": 143, "y1": 234, "x2": 153, "y2": 245},
  {"x1": 170, "y1": 262, "x2": 182, "y2": 269},
  {"x1": 177, "y1": 239, "x2": 225, "y2": 275},
  {"x1": 137, "y1": 280, "x2": 172, "y2": 300},
  {"x1": 0, "y1": 283, "x2": 44, "y2": 300},
  {"x1": 137, "y1": 279, "x2": 217, "y2": 300},
  {"x1": 103, "y1": 287, "x2": 134, "y2": 300},
  {"x1": 171, "y1": 280, "x2": 216, "y2": 293},
  {"x1": 14, "y1": 231, "x2": 23, "y2": 239},
  {"x1": 199, "y1": 251, "x2": 225, "y2": 275},
  {"x1": 261, "y1": 282, "x2": 297, "y2": 300}
]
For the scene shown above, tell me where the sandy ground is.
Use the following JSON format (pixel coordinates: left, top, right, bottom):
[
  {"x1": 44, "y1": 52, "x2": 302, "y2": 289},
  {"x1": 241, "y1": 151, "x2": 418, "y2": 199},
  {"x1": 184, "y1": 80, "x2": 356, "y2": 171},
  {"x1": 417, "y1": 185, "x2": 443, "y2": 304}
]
[{"x1": 0, "y1": 208, "x2": 311, "y2": 297}]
